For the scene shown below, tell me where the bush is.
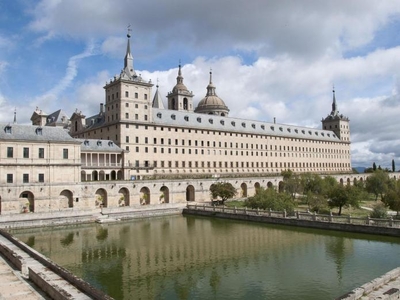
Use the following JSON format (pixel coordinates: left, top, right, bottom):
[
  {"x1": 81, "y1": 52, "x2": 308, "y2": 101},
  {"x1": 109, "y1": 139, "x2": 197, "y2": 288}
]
[
  {"x1": 370, "y1": 203, "x2": 388, "y2": 219},
  {"x1": 245, "y1": 188, "x2": 296, "y2": 214}
]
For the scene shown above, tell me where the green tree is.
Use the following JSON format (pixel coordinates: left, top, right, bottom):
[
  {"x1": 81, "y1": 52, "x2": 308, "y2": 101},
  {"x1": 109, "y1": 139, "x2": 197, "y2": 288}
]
[
  {"x1": 373, "y1": 162, "x2": 377, "y2": 171},
  {"x1": 281, "y1": 170, "x2": 301, "y2": 199},
  {"x1": 382, "y1": 179, "x2": 400, "y2": 216},
  {"x1": 365, "y1": 170, "x2": 390, "y2": 200},
  {"x1": 245, "y1": 187, "x2": 296, "y2": 214},
  {"x1": 370, "y1": 203, "x2": 388, "y2": 219},
  {"x1": 300, "y1": 173, "x2": 324, "y2": 195},
  {"x1": 210, "y1": 182, "x2": 237, "y2": 205},
  {"x1": 392, "y1": 159, "x2": 396, "y2": 172},
  {"x1": 328, "y1": 185, "x2": 361, "y2": 215}
]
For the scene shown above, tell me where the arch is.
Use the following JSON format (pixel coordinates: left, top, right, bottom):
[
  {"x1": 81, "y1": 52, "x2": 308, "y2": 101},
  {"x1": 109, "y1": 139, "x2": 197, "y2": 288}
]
[
  {"x1": 240, "y1": 183, "x2": 247, "y2": 197},
  {"x1": 254, "y1": 182, "x2": 261, "y2": 195},
  {"x1": 95, "y1": 188, "x2": 107, "y2": 208},
  {"x1": 111, "y1": 170, "x2": 116, "y2": 180},
  {"x1": 92, "y1": 170, "x2": 98, "y2": 181},
  {"x1": 359, "y1": 177, "x2": 364, "y2": 182},
  {"x1": 160, "y1": 186, "x2": 170, "y2": 203},
  {"x1": 117, "y1": 170, "x2": 123, "y2": 180},
  {"x1": 339, "y1": 178, "x2": 344, "y2": 186},
  {"x1": 99, "y1": 171, "x2": 105, "y2": 181},
  {"x1": 347, "y1": 178, "x2": 351, "y2": 186},
  {"x1": 183, "y1": 98, "x2": 188, "y2": 110},
  {"x1": 140, "y1": 187, "x2": 150, "y2": 205},
  {"x1": 278, "y1": 181, "x2": 284, "y2": 193},
  {"x1": 118, "y1": 187, "x2": 130, "y2": 206},
  {"x1": 60, "y1": 190, "x2": 74, "y2": 208},
  {"x1": 353, "y1": 178, "x2": 358, "y2": 185},
  {"x1": 267, "y1": 181, "x2": 273, "y2": 189},
  {"x1": 186, "y1": 185, "x2": 195, "y2": 202},
  {"x1": 172, "y1": 98, "x2": 176, "y2": 110},
  {"x1": 20, "y1": 191, "x2": 34, "y2": 213}
]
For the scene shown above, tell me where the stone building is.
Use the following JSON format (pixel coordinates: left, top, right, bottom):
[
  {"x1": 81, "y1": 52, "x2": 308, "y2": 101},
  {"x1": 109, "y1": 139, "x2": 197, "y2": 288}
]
[{"x1": 69, "y1": 33, "x2": 352, "y2": 181}]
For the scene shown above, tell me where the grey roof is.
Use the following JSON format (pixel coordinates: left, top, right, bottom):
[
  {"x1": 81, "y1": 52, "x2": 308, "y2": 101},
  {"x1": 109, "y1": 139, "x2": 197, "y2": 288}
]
[
  {"x1": 46, "y1": 109, "x2": 70, "y2": 126},
  {"x1": 0, "y1": 123, "x2": 79, "y2": 143},
  {"x1": 152, "y1": 109, "x2": 342, "y2": 142},
  {"x1": 77, "y1": 139, "x2": 124, "y2": 152}
]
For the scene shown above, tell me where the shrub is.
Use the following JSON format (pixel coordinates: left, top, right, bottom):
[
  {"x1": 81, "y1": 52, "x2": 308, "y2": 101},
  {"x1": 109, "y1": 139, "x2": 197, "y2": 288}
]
[{"x1": 370, "y1": 203, "x2": 388, "y2": 219}]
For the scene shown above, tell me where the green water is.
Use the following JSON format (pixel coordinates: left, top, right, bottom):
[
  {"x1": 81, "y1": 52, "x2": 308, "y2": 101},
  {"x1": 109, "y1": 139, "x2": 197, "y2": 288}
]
[{"x1": 10, "y1": 215, "x2": 400, "y2": 299}]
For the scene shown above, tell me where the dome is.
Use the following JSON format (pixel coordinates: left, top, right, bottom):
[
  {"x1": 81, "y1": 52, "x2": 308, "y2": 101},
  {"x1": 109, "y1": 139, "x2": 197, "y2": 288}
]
[{"x1": 194, "y1": 71, "x2": 229, "y2": 116}]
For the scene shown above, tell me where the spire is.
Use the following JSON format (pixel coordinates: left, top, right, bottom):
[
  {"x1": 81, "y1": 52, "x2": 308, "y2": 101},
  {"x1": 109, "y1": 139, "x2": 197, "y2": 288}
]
[
  {"x1": 152, "y1": 80, "x2": 165, "y2": 109},
  {"x1": 177, "y1": 63, "x2": 183, "y2": 84},
  {"x1": 123, "y1": 25, "x2": 136, "y2": 79},
  {"x1": 206, "y1": 70, "x2": 217, "y2": 96},
  {"x1": 13, "y1": 108, "x2": 16, "y2": 124},
  {"x1": 331, "y1": 86, "x2": 337, "y2": 115}
]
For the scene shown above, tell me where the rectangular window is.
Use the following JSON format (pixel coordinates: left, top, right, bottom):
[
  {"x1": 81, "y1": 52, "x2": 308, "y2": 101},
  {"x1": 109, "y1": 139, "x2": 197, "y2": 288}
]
[
  {"x1": 7, "y1": 147, "x2": 13, "y2": 158},
  {"x1": 38, "y1": 173, "x2": 44, "y2": 183},
  {"x1": 135, "y1": 114, "x2": 138, "y2": 120},
  {"x1": 38, "y1": 148, "x2": 44, "y2": 158},
  {"x1": 63, "y1": 149, "x2": 68, "y2": 159},
  {"x1": 23, "y1": 174, "x2": 29, "y2": 183},
  {"x1": 126, "y1": 136, "x2": 129, "y2": 143},
  {"x1": 125, "y1": 113, "x2": 129, "y2": 119},
  {"x1": 23, "y1": 147, "x2": 29, "y2": 158},
  {"x1": 135, "y1": 92, "x2": 138, "y2": 98},
  {"x1": 7, "y1": 174, "x2": 13, "y2": 183}
]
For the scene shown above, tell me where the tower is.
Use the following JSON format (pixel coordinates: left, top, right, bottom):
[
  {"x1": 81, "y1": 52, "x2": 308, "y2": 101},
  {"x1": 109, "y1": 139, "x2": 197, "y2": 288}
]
[
  {"x1": 167, "y1": 64, "x2": 194, "y2": 112},
  {"x1": 322, "y1": 88, "x2": 350, "y2": 142}
]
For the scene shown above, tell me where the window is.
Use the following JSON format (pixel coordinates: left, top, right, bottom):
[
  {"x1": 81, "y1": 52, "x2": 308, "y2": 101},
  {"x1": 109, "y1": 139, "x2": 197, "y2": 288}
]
[
  {"x1": 144, "y1": 115, "x2": 148, "y2": 121},
  {"x1": 39, "y1": 148, "x2": 44, "y2": 158},
  {"x1": 23, "y1": 148, "x2": 29, "y2": 158},
  {"x1": 125, "y1": 91, "x2": 129, "y2": 97},
  {"x1": 135, "y1": 114, "x2": 138, "y2": 120},
  {"x1": 7, "y1": 147, "x2": 13, "y2": 158},
  {"x1": 23, "y1": 174, "x2": 29, "y2": 183},
  {"x1": 126, "y1": 136, "x2": 129, "y2": 143},
  {"x1": 135, "y1": 92, "x2": 138, "y2": 98},
  {"x1": 7, "y1": 174, "x2": 13, "y2": 183},
  {"x1": 125, "y1": 113, "x2": 129, "y2": 119},
  {"x1": 144, "y1": 94, "x2": 148, "y2": 100},
  {"x1": 63, "y1": 149, "x2": 68, "y2": 159},
  {"x1": 38, "y1": 174, "x2": 44, "y2": 183}
]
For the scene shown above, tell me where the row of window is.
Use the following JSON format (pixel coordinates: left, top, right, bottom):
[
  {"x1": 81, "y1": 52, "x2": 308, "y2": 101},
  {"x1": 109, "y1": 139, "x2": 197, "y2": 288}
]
[
  {"x1": 125, "y1": 137, "x2": 349, "y2": 154},
  {"x1": 107, "y1": 92, "x2": 148, "y2": 102},
  {"x1": 7, "y1": 173, "x2": 44, "y2": 183},
  {"x1": 6, "y1": 147, "x2": 69, "y2": 159}
]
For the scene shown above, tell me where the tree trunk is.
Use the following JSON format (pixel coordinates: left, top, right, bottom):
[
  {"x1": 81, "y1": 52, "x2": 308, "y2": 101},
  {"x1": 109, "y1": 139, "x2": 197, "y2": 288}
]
[{"x1": 338, "y1": 205, "x2": 342, "y2": 216}]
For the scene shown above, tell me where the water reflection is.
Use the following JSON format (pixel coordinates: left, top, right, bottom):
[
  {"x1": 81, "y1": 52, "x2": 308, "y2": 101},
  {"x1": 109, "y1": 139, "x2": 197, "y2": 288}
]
[{"x1": 10, "y1": 215, "x2": 400, "y2": 300}]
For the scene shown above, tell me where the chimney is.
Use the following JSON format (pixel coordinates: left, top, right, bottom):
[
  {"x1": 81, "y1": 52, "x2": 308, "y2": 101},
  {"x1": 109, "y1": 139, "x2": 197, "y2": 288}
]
[
  {"x1": 100, "y1": 103, "x2": 104, "y2": 113},
  {"x1": 273, "y1": 117, "x2": 276, "y2": 124}
]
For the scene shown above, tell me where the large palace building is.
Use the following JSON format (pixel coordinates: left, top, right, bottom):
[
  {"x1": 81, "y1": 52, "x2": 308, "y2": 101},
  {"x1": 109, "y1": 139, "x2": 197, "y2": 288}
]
[
  {"x1": 0, "y1": 33, "x2": 353, "y2": 215},
  {"x1": 69, "y1": 34, "x2": 351, "y2": 180}
]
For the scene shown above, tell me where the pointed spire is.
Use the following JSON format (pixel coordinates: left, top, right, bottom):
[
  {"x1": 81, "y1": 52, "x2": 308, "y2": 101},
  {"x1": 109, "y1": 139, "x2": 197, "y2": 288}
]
[
  {"x1": 206, "y1": 70, "x2": 216, "y2": 96},
  {"x1": 152, "y1": 80, "x2": 165, "y2": 109},
  {"x1": 331, "y1": 85, "x2": 337, "y2": 115},
  {"x1": 13, "y1": 108, "x2": 16, "y2": 124},
  {"x1": 177, "y1": 63, "x2": 183, "y2": 84},
  {"x1": 123, "y1": 25, "x2": 136, "y2": 79}
]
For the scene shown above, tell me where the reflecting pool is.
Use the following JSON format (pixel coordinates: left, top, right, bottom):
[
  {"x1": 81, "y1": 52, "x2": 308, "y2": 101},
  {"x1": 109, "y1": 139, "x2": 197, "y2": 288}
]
[{"x1": 10, "y1": 215, "x2": 400, "y2": 299}]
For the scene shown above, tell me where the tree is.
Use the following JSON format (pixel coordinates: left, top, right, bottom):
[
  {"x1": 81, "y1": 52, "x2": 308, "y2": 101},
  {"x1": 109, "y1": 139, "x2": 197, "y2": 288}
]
[
  {"x1": 365, "y1": 170, "x2": 390, "y2": 200},
  {"x1": 281, "y1": 170, "x2": 301, "y2": 199},
  {"x1": 392, "y1": 159, "x2": 396, "y2": 172},
  {"x1": 328, "y1": 185, "x2": 361, "y2": 215},
  {"x1": 373, "y1": 162, "x2": 377, "y2": 171},
  {"x1": 382, "y1": 179, "x2": 400, "y2": 216},
  {"x1": 210, "y1": 182, "x2": 237, "y2": 205},
  {"x1": 245, "y1": 187, "x2": 296, "y2": 214}
]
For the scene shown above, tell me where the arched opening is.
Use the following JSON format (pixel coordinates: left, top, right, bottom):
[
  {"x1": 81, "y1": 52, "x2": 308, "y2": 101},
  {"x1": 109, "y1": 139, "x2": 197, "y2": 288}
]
[
  {"x1": 160, "y1": 186, "x2": 170, "y2": 203},
  {"x1": 241, "y1": 183, "x2": 247, "y2": 197},
  {"x1": 118, "y1": 188, "x2": 130, "y2": 207},
  {"x1": 278, "y1": 181, "x2": 284, "y2": 193},
  {"x1": 172, "y1": 98, "x2": 176, "y2": 110},
  {"x1": 81, "y1": 171, "x2": 86, "y2": 181},
  {"x1": 92, "y1": 171, "x2": 98, "y2": 181},
  {"x1": 140, "y1": 187, "x2": 150, "y2": 205},
  {"x1": 183, "y1": 98, "x2": 188, "y2": 110},
  {"x1": 60, "y1": 190, "x2": 74, "y2": 208},
  {"x1": 347, "y1": 178, "x2": 351, "y2": 186},
  {"x1": 353, "y1": 178, "x2": 358, "y2": 185},
  {"x1": 360, "y1": 177, "x2": 364, "y2": 183},
  {"x1": 339, "y1": 178, "x2": 344, "y2": 186},
  {"x1": 99, "y1": 171, "x2": 105, "y2": 181},
  {"x1": 254, "y1": 182, "x2": 260, "y2": 195},
  {"x1": 95, "y1": 188, "x2": 107, "y2": 208},
  {"x1": 186, "y1": 185, "x2": 195, "y2": 202},
  {"x1": 111, "y1": 170, "x2": 116, "y2": 180},
  {"x1": 267, "y1": 182, "x2": 273, "y2": 189},
  {"x1": 117, "y1": 170, "x2": 123, "y2": 180},
  {"x1": 20, "y1": 191, "x2": 34, "y2": 213}
]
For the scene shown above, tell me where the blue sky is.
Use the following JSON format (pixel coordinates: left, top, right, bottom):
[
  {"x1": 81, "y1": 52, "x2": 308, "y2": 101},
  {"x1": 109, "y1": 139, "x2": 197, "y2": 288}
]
[{"x1": 1, "y1": 0, "x2": 400, "y2": 169}]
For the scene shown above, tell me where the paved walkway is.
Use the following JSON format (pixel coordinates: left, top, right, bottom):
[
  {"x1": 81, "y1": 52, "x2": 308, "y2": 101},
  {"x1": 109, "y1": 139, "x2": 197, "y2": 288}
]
[{"x1": 0, "y1": 253, "x2": 47, "y2": 300}]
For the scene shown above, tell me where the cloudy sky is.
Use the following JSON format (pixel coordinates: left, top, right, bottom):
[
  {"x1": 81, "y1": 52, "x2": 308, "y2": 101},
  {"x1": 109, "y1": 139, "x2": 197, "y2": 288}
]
[{"x1": 1, "y1": 0, "x2": 400, "y2": 169}]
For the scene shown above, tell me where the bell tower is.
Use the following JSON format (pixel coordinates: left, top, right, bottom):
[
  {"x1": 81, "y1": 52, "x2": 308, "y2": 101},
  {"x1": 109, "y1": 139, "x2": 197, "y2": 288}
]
[{"x1": 167, "y1": 64, "x2": 194, "y2": 112}]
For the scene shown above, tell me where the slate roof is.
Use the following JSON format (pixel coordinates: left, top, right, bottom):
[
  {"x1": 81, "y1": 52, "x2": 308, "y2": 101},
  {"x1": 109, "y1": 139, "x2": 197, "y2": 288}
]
[
  {"x1": 77, "y1": 139, "x2": 124, "y2": 153},
  {"x1": 0, "y1": 123, "x2": 79, "y2": 143},
  {"x1": 152, "y1": 109, "x2": 342, "y2": 142}
]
